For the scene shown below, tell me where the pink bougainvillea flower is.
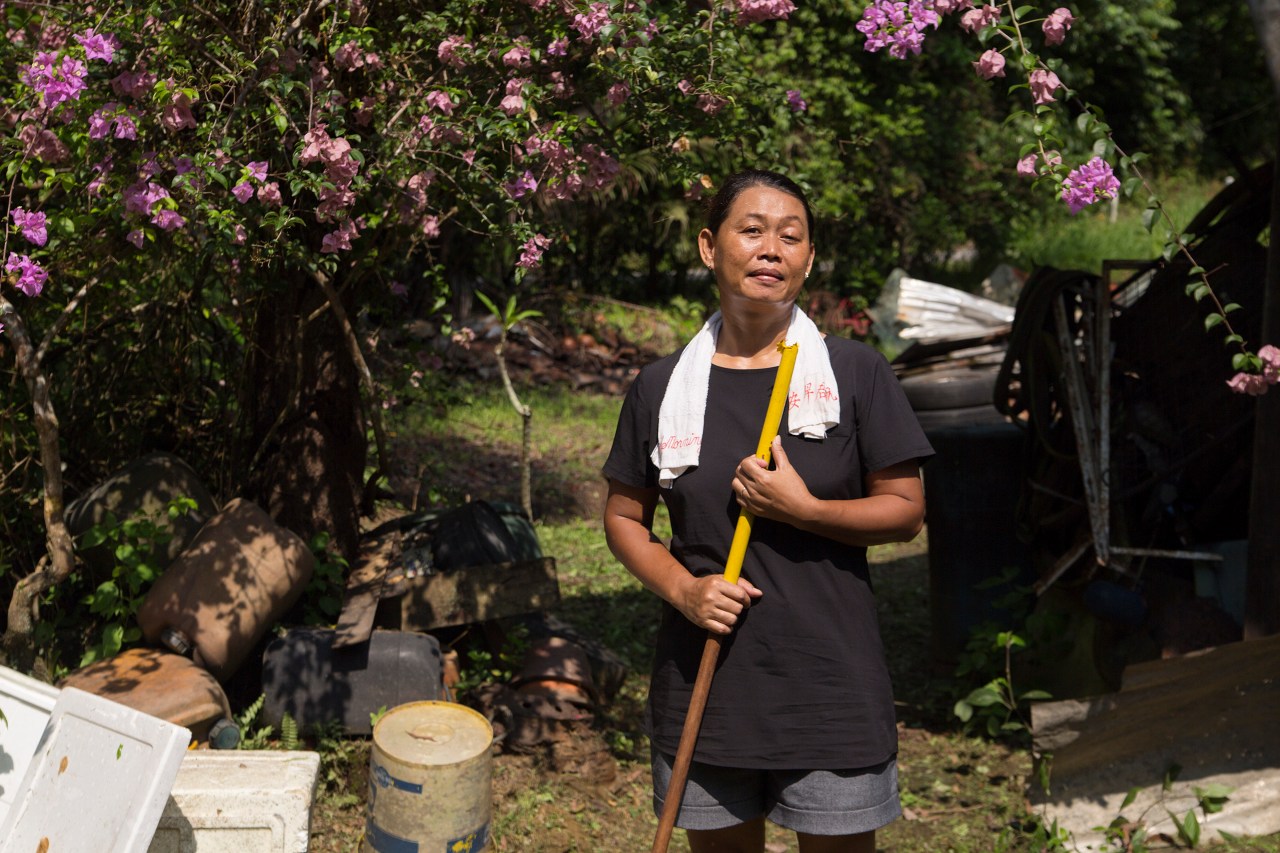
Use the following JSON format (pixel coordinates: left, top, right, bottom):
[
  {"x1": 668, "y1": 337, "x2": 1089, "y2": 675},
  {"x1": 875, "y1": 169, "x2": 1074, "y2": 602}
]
[
  {"x1": 959, "y1": 4, "x2": 1000, "y2": 32},
  {"x1": 111, "y1": 68, "x2": 156, "y2": 99},
  {"x1": 257, "y1": 182, "x2": 282, "y2": 206},
  {"x1": 677, "y1": 79, "x2": 695, "y2": 95},
  {"x1": 126, "y1": 229, "x2": 145, "y2": 248},
  {"x1": 151, "y1": 209, "x2": 186, "y2": 231},
  {"x1": 161, "y1": 91, "x2": 197, "y2": 131},
  {"x1": 420, "y1": 215, "x2": 441, "y2": 238},
  {"x1": 696, "y1": 94, "x2": 726, "y2": 115},
  {"x1": 857, "y1": 0, "x2": 939, "y2": 58},
  {"x1": 438, "y1": 35, "x2": 470, "y2": 68},
  {"x1": 123, "y1": 179, "x2": 170, "y2": 215},
  {"x1": 173, "y1": 156, "x2": 194, "y2": 174},
  {"x1": 1042, "y1": 7, "x2": 1075, "y2": 46},
  {"x1": 231, "y1": 224, "x2": 247, "y2": 245},
  {"x1": 1016, "y1": 154, "x2": 1038, "y2": 177},
  {"x1": 74, "y1": 29, "x2": 120, "y2": 63},
  {"x1": 736, "y1": 0, "x2": 797, "y2": 25},
  {"x1": 88, "y1": 104, "x2": 116, "y2": 139},
  {"x1": 517, "y1": 234, "x2": 551, "y2": 269},
  {"x1": 934, "y1": 0, "x2": 974, "y2": 12},
  {"x1": 19, "y1": 125, "x2": 69, "y2": 162},
  {"x1": 426, "y1": 90, "x2": 455, "y2": 116},
  {"x1": 11, "y1": 208, "x2": 48, "y2": 246},
  {"x1": 500, "y1": 94, "x2": 525, "y2": 116},
  {"x1": 973, "y1": 49, "x2": 1005, "y2": 79},
  {"x1": 5, "y1": 253, "x2": 48, "y2": 297},
  {"x1": 333, "y1": 41, "x2": 364, "y2": 71},
  {"x1": 502, "y1": 45, "x2": 532, "y2": 68},
  {"x1": 505, "y1": 170, "x2": 539, "y2": 199},
  {"x1": 1028, "y1": 68, "x2": 1062, "y2": 105},
  {"x1": 547, "y1": 38, "x2": 569, "y2": 57},
  {"x1": 786, "y1": 89, "x2": 807, "y2": 111},
  {"x1": 389, "y1": 280, "x2": 409, "y2": 297},
  {"x1": 462, "y1": 149, "x2": 477, "y2": 166},
  {"x1": 246, "y1": 160, "x2": 268, "y2": 181},
  {"x1": 22, "y1": 53, "x2": 89, "y2": 109},
  {"x1": 320, "y1": 219, "x2": 359, "y2": 253},
  {"x1": 573, "y1": 2, "x2": 612, "y2": 40},
  {"x1": 113, "y1": 111, "x2": 138, "y2": 140},
  {"x1": 1227, "y1": 372, "x2": 1268, "y2": 396},
  {"x1": 1260, "y1": 344, "x2": 1280, "y2": 384},
  {"x1": 1060, "y1": 156, "x2": 1119, "y2": 214},
  {"x1": 606, "y1": 82, "x2": 630, "y2": 107},
  {"x1": 316, "y1": 186, "x2": 356, "y2": 220},
  {"x1": 231, "y1": 181, "x2": 254, "y2": 203}
]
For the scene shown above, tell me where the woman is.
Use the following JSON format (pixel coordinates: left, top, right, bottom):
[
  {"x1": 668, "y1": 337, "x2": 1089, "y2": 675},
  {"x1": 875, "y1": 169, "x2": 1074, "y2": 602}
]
[{"x1": 602, "y1": 169, "x2": 934, "y2": 853}]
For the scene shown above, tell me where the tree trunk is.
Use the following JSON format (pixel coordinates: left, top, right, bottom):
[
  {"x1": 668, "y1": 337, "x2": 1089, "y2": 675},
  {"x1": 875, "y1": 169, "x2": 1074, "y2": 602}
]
[
  {"x1": 0, "y1": 301, "x2": 77, "y2": 671},
  {"x1": 240, "y1": 270, "x2": 366, "y2": 561}
]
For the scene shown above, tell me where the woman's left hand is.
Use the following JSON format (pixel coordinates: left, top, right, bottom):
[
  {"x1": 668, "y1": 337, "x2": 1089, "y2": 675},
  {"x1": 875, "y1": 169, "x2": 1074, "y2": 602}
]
[{"x1": 732, "y1": 436, "x2": 815, "y2": 525}]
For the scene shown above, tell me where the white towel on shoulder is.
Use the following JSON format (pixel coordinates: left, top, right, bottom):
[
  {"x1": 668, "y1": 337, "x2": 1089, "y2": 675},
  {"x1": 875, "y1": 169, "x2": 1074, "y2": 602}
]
[{"x1": 651, "y1": 305, "x2": 840, "y2": 488}]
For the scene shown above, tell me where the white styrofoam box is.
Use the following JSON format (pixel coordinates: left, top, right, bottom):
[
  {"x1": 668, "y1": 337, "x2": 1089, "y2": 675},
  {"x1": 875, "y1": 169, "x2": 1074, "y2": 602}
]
[
  {"x1": 0, "y1": 686, "x2": 190, "y2": 852},
  {"x1": 0, "y1": 665, "x2": 61, "y2": 826},
  {"x1": 147, "y1": 750, "x2": 322, "y2": 853}
]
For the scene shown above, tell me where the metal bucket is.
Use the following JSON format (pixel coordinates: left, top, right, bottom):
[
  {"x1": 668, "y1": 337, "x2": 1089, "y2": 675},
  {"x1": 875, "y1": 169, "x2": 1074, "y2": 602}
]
[{"x1": 363, "y1": 701, "x2": 493, "y2": 853}]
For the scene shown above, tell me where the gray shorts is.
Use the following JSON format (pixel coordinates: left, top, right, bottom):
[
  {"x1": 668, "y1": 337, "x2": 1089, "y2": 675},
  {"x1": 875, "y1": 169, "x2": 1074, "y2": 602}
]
[{"x1": 651, "y1": 749, "x2": 902, "y2": 836}]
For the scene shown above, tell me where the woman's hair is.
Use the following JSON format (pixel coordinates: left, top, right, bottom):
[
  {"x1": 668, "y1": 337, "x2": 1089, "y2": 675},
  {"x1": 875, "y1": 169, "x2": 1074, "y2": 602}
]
[{"x1": 704, "y1": 169, "x2": 814, "y2": 238}]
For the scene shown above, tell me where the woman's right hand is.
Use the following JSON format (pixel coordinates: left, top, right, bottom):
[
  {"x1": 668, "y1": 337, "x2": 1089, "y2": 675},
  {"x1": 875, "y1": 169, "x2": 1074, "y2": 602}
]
[{"x1": 674, "y1": 574, "x2": 763, "y2": 634}]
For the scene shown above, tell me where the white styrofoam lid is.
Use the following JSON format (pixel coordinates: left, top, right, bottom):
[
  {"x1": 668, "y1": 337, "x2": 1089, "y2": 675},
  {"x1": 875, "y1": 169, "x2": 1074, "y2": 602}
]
[{"x1": 0, "y1": 686, "x2": 190, "y2": 852}]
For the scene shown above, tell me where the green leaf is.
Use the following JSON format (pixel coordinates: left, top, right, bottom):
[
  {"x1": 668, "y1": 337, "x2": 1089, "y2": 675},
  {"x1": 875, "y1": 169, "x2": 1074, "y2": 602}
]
[
  {"x1": 1121, "y1": 177, "x2": 1142, "y2": 199},
  {"x1": 1223, "y1": 302, "x2": 1242, "y2": 314},
  {"x1": 1020, "y1": 52, "x2": 1037, "y2": 72},
  {"x1": 273, "y1": 112, "x2": 288, "y2": 135},
  {"x1": 962, "y1": 685, "x2": 1005, "y2": 708},
  {"x1": 474, "y1": 290, "x2": 498, "y2": 316},
  {"x1": 1224, "y1": 334, "x2": 1244, "y2": 347},
  {"x1": 1013, "y1": 4, "x2": 1033, "y2": 20},
  {"x1": 1121, "y1": 786, "x2": 1141, "y2": 809},
  {"x1": 1164, "y1": 763, "x2": 1183, "y2": 790},
  {"x1": 953, "y1": 700, "x2": 974, "y2": 722},
  {"x1": 1181, "y1": 810, "x2": 1200, "y2": 846},
  {"x1": 1188, "y1": 265, "x2": 1205, "y2": 276},
  {"x1": 1141, "y1": 207, "x2": 1158, "y2": 233},
  {"x1": 1019, "y1": 689, "x2": 1053, "y2": 701},
  {"x1": 1205, "y1": 314, "x2": 1225, "y2": 331},
  {"x1": 1191, "y1": 284, "x2": 1210, "y2": 302}
]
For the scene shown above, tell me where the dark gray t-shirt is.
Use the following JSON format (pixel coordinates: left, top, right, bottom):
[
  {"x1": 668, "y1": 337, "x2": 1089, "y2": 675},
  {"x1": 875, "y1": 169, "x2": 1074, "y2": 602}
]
[{"x1": 603, "y1": 336, "x2": 933, "y2": 769}]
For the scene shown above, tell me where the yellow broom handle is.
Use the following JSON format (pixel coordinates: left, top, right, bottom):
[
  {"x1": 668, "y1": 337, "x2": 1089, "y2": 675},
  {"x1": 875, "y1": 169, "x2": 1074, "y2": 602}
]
[{"x1": 721, "y1": 342, "x2": 798, "y2": 585}]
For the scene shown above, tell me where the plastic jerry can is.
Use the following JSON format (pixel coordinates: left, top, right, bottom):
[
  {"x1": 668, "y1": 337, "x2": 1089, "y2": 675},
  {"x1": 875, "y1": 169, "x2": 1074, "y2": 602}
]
[
  {"x1": 137, "y1": 497, "x2": 316, "y2": 683},
  {"x1": 261, "y1": 627, "x2": 443, "y2": 736},
  {"x1": 59, "y1": 647, "x2": 239, "y2": 747},
  {"x1": 65, "y1": 452, "x2": 220, "y2": 575}
]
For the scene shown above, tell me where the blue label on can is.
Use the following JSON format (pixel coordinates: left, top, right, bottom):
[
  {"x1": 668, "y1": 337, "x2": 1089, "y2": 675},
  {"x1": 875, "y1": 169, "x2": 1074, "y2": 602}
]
[
  {"x1": 365, "y1": 819, "x2": 420, "y2": 853},
  {"x1": 445, "y1": 824, "x2": 489, "y2": 853},
  {"x1": 371, "y1": 760, "x2": 424, "y2": 793}
]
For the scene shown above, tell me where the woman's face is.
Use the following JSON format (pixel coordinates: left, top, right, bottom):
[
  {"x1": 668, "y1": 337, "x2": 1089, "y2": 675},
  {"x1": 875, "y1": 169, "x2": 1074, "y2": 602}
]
[{"x1": 700, "y1": 184, "x2": 815, "y2": 315}]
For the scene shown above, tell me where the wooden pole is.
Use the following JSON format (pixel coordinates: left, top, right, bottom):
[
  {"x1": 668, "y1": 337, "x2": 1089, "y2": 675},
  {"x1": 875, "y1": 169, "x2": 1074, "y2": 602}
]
[
  {"x1": 651, "y1": 342, "x2": 798, "y2": 853},
  {"x1": 1246, "y1": 0, "x2": 1280, "y2": 639}
]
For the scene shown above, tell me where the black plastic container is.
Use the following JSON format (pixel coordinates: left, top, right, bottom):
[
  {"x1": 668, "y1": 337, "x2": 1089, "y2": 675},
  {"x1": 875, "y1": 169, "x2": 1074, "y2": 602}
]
[
  {"x1": 261, "y1": 627, "x2": 443, "y2": 735},
  {"x1": 920, "y1": 416, "x2": 1033, "y2": 662}
]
